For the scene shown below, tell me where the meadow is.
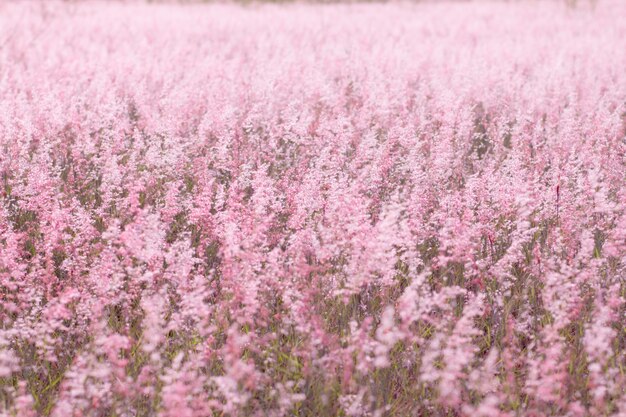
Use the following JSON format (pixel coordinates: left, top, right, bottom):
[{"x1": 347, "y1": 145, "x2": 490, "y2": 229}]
[{"x1": 0, "y1": 1, "x2": 625, "y2": 416}]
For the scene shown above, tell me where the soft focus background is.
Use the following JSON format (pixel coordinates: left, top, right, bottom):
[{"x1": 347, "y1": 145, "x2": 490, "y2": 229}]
[{"x1": 0, "y1": 1, "x2": 624, "y2": 416}]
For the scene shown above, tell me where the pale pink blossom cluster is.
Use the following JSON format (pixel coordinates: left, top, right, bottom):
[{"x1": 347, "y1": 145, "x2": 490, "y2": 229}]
[{"x1": 0, "y1": 1, "x2": 625, "y2": 416}]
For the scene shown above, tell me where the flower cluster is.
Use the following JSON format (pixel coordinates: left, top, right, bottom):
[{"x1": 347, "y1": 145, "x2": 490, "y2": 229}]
[{"x1": 0, "y1": 1, "x2": 624, "y2": 416}]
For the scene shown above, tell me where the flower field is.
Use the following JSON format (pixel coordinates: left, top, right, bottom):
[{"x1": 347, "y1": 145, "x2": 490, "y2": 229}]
[{"x1": 0, "y1": 1, "x2": 625, "y2": 416}]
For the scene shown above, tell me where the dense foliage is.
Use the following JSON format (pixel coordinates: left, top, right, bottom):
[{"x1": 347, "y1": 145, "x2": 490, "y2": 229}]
[{"x1": 0, "y1": 1, "x2": 625, "y2": 416}]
